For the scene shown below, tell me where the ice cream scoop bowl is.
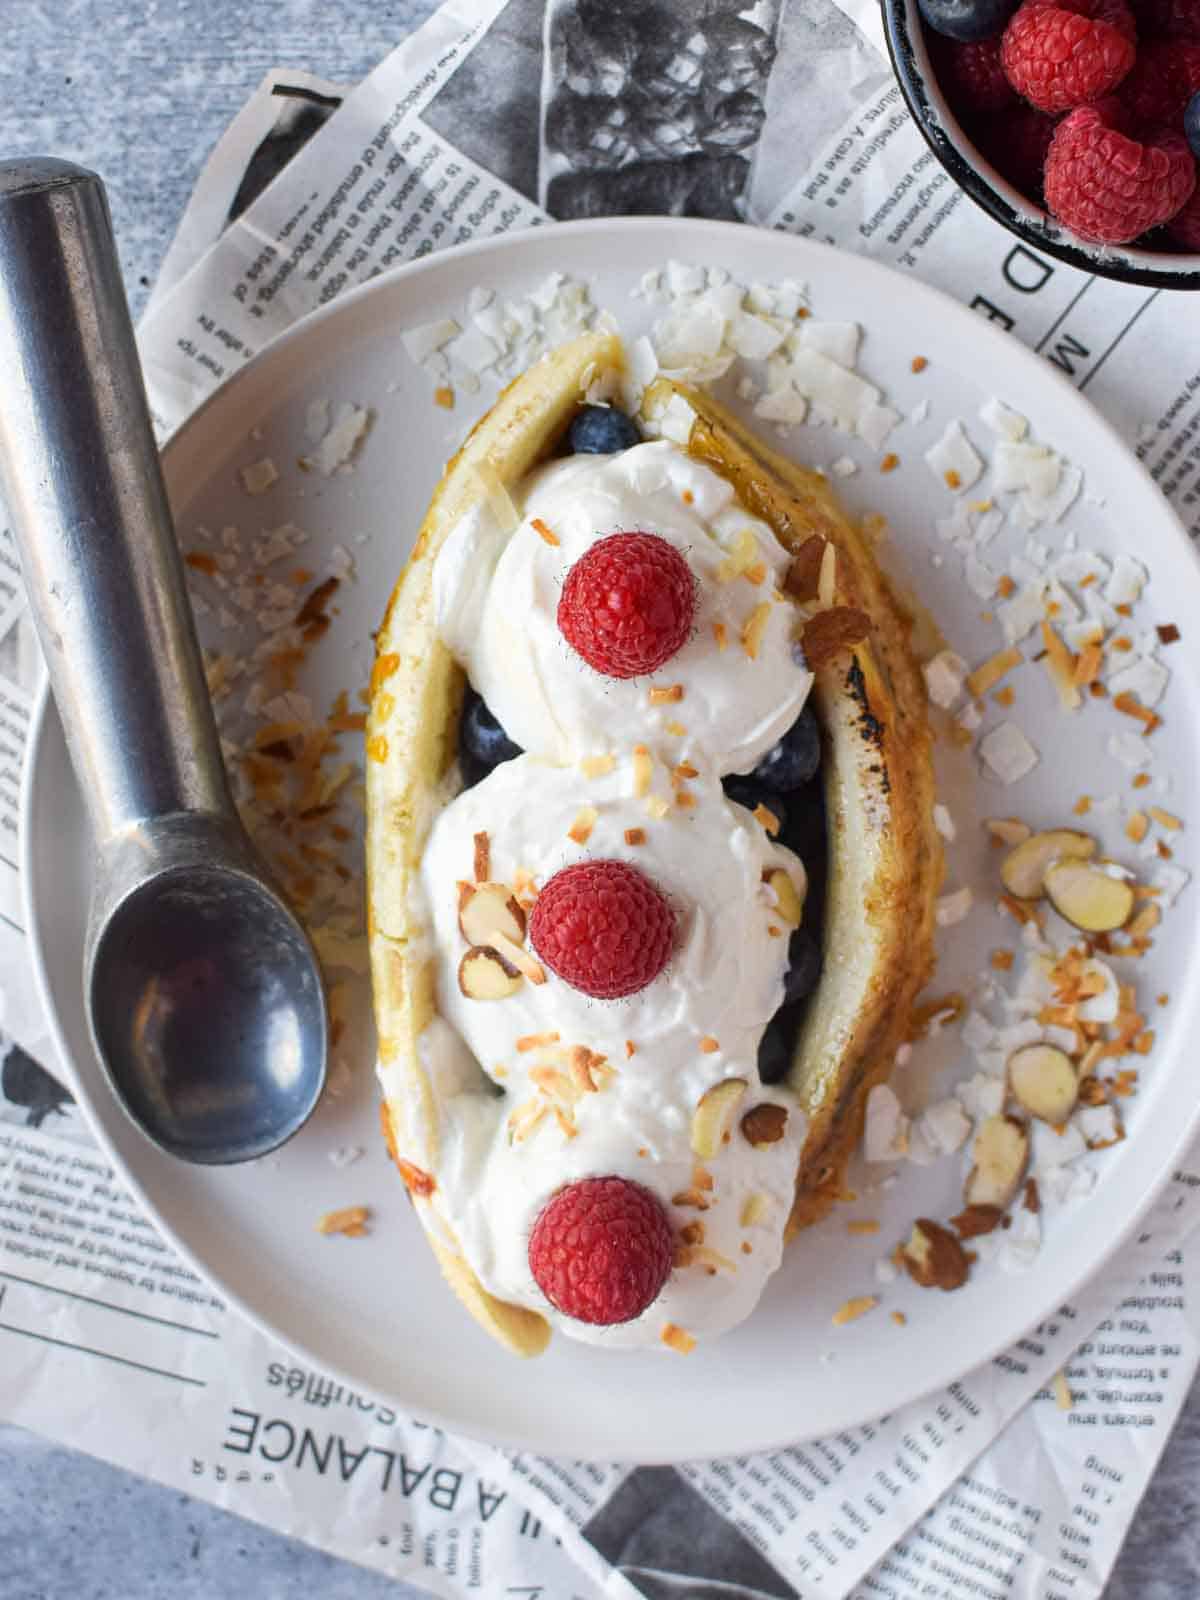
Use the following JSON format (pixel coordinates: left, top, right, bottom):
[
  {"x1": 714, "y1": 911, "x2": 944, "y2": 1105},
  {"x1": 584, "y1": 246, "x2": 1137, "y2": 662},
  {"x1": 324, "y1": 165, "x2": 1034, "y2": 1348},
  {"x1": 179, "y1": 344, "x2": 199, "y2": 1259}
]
[{"x1": 0, "y1": 157, "x2": 326, "y2": 1163}]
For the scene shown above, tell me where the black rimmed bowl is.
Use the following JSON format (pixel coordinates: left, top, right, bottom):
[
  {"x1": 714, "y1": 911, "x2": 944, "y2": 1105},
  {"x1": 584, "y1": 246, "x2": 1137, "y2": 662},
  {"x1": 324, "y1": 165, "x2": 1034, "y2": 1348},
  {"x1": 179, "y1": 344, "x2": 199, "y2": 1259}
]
[{"x1": 880, "y1": 0, "x2": 1200, "y2": 289}]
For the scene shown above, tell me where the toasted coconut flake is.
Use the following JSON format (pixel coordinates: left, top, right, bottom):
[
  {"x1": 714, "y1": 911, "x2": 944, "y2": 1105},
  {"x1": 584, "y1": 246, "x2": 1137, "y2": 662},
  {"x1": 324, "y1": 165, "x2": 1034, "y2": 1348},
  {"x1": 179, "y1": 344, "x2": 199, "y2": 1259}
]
[
  {"x1": 832, "y1": 1295, "x2": 878, "y2": 1326},
  {"x1": 661, "y1": 1322, "x2": 697, "y2": 1354},
  {"x1": 625, "y1": 1040, "x2": 637, "y2": 1058},
  {"x1": 1073, "y1": 796, "x2": 1091, "y2": 816},
  {"x1": 848, "y1": 1219, "x2": 881, "y2": 1235},
  {"x1": 1040, "y1": 622, "x2": 1082, "y2": 710},
  {"x1": 674, "y1": 761, "x2": 699, "y2": 781},
  {"x1": 568, "y1": 806, "x2": 598, "y2": 845},
  {"x1": 318, "y1": 1205, "x2": 371, "y2": 1237},
  {"x1": 581, "y1": 753, "x2": 616, "y2": 778},
  {"x1": 632, "y1": 745, "x2": 653, "y2": 797},
  {"x1": 986, "y1": 817, "x2": 1032, "y2": 847},
  {"x1": 531, "y1": 516, "x2": 560, "y2": 547},
  {"x1": 1150, "y1": 806, "x2": 1182, "y2": 831},
  {"x1": 1073, "y1": 642, "x2": 1104, "y2": 686},
  {"x1": 912, "y1": 355, "x2": 928, "y2": 372},
  {"x1": 966, "y1": 646, "x2": 1023, "y2": 698},
  {"x1": 517, "y1": 1031, "x2": 560, "y2": 1052},
  {"x1": 991, "y1": 949, "x2": 1014, "y2": 971},
  {"x1": 713, "y1": 622, "x2": 728, "y2": 651},
  {"x1": 490, "y1": 929, "x2": 546, "y2": 985},
  {"x1": 753, "y1": 802, "x2": 781, "y2": 836},
  {"x1": 1113, "y1": 691, "x2": 1161, "y2": 734},
  {"x1": 741, "y1": 601, "x2": 773, "y2": 660},
  {"x1": 1126, "y1": 812, "x2": 1150, "y2": 843},
  {"x1": 693, "y1": 1164, "x2": 715, "y2": 1192},
  {"x1": 996, "y1": 575, "x2": 1016, "y2": 599},
  {"x1": 649, "y1": 683, "x2": 684, "y2": 705},
  {"x1": 507, "y1": 1100, "x2": 547, "y2": 1143},
  {"x1": 743, "y1": 562, "x2": 768, "y2": 586},
  {"x1": 665, "y1": 719, "x2": 687, "y2": 736},
  {"x1": 880, "y1": 453, "x2": 900, "y2": 473},
  {"x1": 691, "y1": 1246, "x2": 738, "y2": 1276},
  {"x1": 675, "y1": 790, "x2": 697, "y2": 811}
]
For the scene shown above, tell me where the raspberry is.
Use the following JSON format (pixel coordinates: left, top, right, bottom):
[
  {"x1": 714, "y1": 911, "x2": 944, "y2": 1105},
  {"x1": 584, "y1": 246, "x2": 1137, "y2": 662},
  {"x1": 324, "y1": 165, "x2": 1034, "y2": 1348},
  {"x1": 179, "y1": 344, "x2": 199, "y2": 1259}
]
[
  {"x1": 529, "y1": 859, "x2": 674, "y2": 999},
  {"x1": 528, "y1": 1176, "x2": 674, "y2": 1326},
  {"x1": 558, "y1": 532, "x2": 695, "y2": 679},
  {"x1": 1044, "y1": 99, "x2": 1197, "y2": 241},
  {"x1": 931, "y1": 34, "x2": 1017, "y2": 110},
  {"x1": 1001, "y1": 0, "x2": 1136, "y2": 112},
  {"x1": 1120, "y1": 40, "x2": 1200, "y2": 124},
  {"x1": 973, "y1": 103, "x2": 1058, "y2": 198},
  {"x1": 1168, "y1": 184, "x2": 1200, "y2": 245},
  {"x1": 1135, "y1": 0, "x2": 1200, "y2": 37}
]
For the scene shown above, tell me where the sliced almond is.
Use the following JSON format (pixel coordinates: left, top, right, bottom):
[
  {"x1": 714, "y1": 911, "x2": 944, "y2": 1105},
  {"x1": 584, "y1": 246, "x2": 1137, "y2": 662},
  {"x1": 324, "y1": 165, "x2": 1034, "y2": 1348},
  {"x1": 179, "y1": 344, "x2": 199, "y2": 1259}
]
[
  {"x1": 690, "y1": 1078, "x2": 748, "y2": 1158},
  {"x1": 458, "y1": 947, "x2": 522, "y2": 1001},
  {"x1": 1008, "y1": 1043, "x2": 1078, "y2": 1124},
  {"x1": 1001, "y1": 830, "x2": 1095, "y2": 900},
  {"x1": 900, "y1": 1219, "x2": 970, "y2": 1290},
  {"x1": 964, "y1": 1115, "x2": 1029, "y2": 1209},
  {"x1": 765, "y1": 867, "x2": 803, "y2": 926},
  {"x1": 490, "y1": 928, "x2": 547, "y2": 985},
  {"x1": 1044, "y1": 861, "x2": 1135, "y2": 933},
  {"x1": 458, "y1": 882, "x2": 526, "y2": 948},
  {"x1": 741, "y1": 1102, "x2": 789, "y2": 1148}
]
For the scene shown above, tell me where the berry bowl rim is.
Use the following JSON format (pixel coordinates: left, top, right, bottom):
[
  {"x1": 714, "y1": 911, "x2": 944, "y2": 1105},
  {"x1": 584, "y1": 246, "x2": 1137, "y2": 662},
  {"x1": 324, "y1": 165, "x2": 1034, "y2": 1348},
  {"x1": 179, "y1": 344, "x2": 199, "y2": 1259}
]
[{"x1": 880, "y1": 0, "x2": 1200, "y2": 291}]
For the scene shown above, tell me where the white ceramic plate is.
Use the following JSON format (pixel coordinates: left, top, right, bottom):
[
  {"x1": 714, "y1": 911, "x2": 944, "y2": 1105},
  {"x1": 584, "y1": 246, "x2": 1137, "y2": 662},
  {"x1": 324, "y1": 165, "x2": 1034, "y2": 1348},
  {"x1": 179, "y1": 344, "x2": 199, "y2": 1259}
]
[{"x1": 22, "y1": 219, "x2": 1200, "y2": 1462}]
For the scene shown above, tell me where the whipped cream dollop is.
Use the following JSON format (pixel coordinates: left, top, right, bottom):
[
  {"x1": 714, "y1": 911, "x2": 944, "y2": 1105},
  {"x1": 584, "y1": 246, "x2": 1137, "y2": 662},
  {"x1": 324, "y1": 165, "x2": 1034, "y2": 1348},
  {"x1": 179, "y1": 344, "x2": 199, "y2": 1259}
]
[
  {"x1": 384, "y1": 753, "x2": 807, "y2": 1347},
  {"x1": 433, "y1": 440, "x2": 812, "y2": 775}
]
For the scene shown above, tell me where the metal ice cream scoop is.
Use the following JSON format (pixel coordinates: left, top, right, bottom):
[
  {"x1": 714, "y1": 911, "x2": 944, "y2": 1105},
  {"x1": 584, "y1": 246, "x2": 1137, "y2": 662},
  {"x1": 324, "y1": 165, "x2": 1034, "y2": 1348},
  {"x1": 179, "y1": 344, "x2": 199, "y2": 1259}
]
[{"x1": 0, "y1": 157, "x2": 326, "y2": 1163}]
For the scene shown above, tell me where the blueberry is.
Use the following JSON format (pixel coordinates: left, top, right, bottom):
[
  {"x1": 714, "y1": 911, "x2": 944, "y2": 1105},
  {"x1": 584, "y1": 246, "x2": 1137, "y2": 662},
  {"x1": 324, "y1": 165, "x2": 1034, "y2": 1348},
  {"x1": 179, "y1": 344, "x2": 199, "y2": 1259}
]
[
  {"x1": 780, "y1": 782, "x2": 826, "y2": 863},
  {"x1": 722, "y1": 776, "x2": 788, "y2": 836},
  {"x1": 567, "y1": 405, "x2": 641, "y2": 455},
  {"x1": 1187, "y1": 93, "x2": 1200, "y2": 163},
  {"x1": 783, "y1": 927, "x2": 822, "y2": 1006},
  {"x1": 750, "y1": 706, "x2": 821, "y2": 792},
  {"x1": 916, "y1": 0, "x2": 1015, "y2": 40},
  {"x1": 459, "y1": 691, "x2": 522, "y2": 789},
  {"x1": 758, "y1": 1005, "x2": 801, "y2": 1086}
]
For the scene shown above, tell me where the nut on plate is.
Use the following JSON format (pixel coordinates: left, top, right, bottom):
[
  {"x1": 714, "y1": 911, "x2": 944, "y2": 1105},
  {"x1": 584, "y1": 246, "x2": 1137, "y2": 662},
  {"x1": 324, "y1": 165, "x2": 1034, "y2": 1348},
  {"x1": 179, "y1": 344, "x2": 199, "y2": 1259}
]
[
  {"x1": 1043, "y1": 861, "x2": 1135, "y2": 933},
  {"x1": 964, "y1": 1114, "x2": 1029, "y2": 1208},
  {"x1": 900, "y1": 1219, "x2": 970, "y2": 1291},
  {"x1": 690, "y1": 1079, "x2": 748, "y2": 1159},
  {"x1": 1000, "y1": 829, "x2": 1095, "y2": 899},
  {"x1": 1008, "y1": 1043, "x2": 1078, "y2": 1124},
  {"x1": 741, "y1": 1102, "x2": 789, "y2": 1148}
]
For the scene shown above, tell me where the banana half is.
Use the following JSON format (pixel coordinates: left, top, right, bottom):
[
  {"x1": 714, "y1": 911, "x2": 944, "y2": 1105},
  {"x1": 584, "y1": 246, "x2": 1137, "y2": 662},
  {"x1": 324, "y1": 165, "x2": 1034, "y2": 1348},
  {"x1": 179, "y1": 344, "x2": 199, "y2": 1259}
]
[{"x1": 366, "y1": 331, "x2": 941, "y2": 1356}]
